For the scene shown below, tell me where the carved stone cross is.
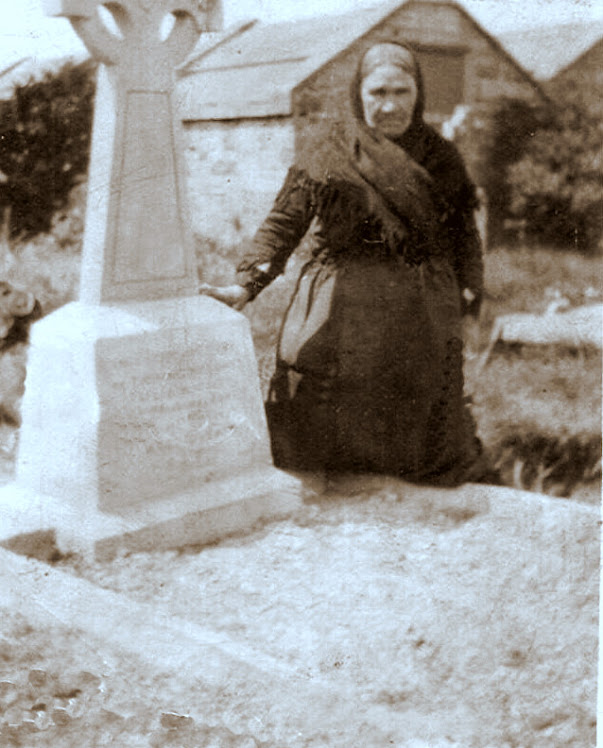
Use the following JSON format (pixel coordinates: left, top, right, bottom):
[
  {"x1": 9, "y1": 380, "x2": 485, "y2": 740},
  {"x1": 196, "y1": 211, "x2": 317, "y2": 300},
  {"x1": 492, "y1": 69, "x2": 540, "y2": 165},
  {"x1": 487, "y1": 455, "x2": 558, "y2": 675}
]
[
  {"x1": 44, "y1": 0, "x2": 215, "y2": 302},
  {"x1": 3, "y1": 1, "x2": 302, "y2": 561}
]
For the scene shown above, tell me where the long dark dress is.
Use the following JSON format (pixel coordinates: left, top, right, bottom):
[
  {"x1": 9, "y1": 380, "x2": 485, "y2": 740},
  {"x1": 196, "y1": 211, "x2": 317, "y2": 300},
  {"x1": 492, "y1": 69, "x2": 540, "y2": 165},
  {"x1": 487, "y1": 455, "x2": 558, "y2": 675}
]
[{"x1": 237, "y1": 159, "x2": 484, "y2": 486}]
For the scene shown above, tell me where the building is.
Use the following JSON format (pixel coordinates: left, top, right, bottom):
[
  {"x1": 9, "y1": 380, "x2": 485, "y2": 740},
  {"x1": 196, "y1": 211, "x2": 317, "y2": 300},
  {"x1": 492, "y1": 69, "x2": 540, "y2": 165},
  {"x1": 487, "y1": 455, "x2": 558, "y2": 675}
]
[
  {"x1": 549, "y1": 37, "x2": 603, "y2": 103},
  {"x1": 499, "y1": 21, "x2": 603, "y2": 83},
  {"x1": 176, "y1": 0, "x2": 547, "y2": 243}
]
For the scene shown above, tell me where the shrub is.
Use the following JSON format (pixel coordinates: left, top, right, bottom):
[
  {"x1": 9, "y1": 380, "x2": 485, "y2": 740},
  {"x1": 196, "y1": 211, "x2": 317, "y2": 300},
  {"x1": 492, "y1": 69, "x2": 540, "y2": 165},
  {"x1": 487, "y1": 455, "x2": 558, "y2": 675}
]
[
  {"x1": 507, "y1": 82, "x2": 603, "y2": 252},
  {"x1": 0, "y1": 59, "x2": 96, "y2": 239},
  {"x1": 453, "y1": 98, "x2": 550, "y2": 246},
  {"x1": 455, "y1": 82, "x2": 602, "y2": 253}
]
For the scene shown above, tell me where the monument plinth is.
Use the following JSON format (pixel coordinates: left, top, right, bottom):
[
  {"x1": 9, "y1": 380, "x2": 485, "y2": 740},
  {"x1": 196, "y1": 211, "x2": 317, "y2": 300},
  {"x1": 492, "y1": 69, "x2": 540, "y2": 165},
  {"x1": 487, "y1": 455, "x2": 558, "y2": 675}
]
[{"x1": 0, "y1": 0, "x2": 303, "y2": 561}]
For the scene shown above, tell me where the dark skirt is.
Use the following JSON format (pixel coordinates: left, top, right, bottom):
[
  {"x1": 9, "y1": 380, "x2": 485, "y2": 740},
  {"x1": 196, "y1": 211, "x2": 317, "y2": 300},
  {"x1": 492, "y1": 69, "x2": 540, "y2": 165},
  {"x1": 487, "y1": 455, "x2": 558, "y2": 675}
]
[{"x1": 265, "y1": 252, "x2": 482, "y2": 485}]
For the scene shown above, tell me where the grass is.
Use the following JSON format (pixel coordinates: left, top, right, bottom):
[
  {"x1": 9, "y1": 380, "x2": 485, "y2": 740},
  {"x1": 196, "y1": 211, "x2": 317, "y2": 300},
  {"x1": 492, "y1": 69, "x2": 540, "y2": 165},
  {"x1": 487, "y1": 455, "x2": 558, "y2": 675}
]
[
  {"x1": 467, "y1": 247, "x2": 601, "y2": 499},
  {"x1": 482, "y1": 246, "x2": 601, "y2": 316},
  {"x1": 1, "y1": 233, "x2": 601, "y2": 499},
  {"x1": 240, "y1": 243, "x2": 602, "y2": 499}
]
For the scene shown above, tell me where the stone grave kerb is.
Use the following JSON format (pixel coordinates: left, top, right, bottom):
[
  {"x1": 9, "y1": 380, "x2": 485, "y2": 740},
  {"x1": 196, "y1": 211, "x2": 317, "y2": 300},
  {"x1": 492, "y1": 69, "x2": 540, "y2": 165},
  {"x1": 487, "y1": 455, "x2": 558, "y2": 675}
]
[{"x1": 44, "y1": 0, "x2": 210, "y2": 303}]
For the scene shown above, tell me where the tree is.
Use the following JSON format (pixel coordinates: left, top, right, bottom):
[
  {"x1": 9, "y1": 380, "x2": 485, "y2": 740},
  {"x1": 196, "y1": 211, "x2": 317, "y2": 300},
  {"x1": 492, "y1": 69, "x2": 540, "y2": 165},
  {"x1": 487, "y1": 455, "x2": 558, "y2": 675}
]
[
  {"x1": 453, "y1": 98, "x2": 550, "y2": 247},
  {"x1": 0, "y1": 59, "x2": 96, "y2": 239},
  {"x1": 507, "y1": 81, "x2": 602, "y2": 252}
]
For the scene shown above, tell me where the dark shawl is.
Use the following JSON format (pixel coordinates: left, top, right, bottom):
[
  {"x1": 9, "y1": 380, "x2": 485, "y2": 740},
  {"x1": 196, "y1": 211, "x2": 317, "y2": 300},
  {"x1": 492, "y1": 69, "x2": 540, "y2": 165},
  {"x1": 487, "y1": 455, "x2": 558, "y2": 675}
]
[
  {"x1": 238, "y1": 42, "x2": 482, "y2": 304},
  {"x1": 295, "y1": 42, "x2": 479, "y2": 265}
]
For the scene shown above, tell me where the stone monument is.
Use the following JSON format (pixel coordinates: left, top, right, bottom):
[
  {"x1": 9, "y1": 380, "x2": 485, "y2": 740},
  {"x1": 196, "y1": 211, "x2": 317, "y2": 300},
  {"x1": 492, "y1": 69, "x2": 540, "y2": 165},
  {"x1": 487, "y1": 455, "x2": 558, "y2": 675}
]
[{"x1": 0, "y1": 0, "x2": 303, "y2": 561}]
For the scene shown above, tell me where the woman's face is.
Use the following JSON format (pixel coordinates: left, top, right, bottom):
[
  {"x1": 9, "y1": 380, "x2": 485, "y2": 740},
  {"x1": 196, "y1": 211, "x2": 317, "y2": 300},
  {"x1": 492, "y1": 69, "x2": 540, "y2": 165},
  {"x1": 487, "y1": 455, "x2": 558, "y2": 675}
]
[{"x1": 360, "y1": 64, "x2": 418, "y2": 139}]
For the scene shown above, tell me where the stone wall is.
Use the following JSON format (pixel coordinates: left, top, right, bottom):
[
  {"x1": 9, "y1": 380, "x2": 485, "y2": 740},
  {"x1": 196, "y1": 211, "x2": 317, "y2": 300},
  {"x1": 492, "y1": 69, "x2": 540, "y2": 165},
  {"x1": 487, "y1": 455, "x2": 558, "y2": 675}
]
[{"x1": 181, "y1": 118, "x2": 295, "y2": 245}]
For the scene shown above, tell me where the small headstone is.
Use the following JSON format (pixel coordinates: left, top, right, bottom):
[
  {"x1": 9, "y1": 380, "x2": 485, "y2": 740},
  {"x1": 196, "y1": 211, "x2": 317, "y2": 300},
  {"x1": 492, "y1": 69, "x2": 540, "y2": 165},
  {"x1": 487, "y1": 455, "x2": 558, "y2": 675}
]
[
  {"x1": 99, "y1": 708, "x2": 126, "y2": 725},
  {"x1": 63, "y1": 696, "x2": 86, "y2": 719},
  {"x1": 74, "y1": 671, "x2": 104, "y2": 695},
  {"x1": 75, "y1": 671, "x2": 101, "y2": 685},
  {"x1": 2, "y1": 705, "x2": 23, "y2": 727},
  {"x1": 19, "y1": 718, "x2": 39, "y2": 734},
  {"x1": 31, "y1": 708, "x2": 52, "y2": 731},
  {"x1": 124, "y1": 712, "x2": 149, "y2": 734}
]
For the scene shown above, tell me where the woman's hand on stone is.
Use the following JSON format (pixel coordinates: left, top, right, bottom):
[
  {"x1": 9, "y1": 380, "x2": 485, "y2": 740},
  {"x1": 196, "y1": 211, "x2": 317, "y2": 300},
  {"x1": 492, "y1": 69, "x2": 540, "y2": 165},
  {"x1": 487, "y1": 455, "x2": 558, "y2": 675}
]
[{"x1": 198, "y1": 283, "x2": 251, "y2": 311}]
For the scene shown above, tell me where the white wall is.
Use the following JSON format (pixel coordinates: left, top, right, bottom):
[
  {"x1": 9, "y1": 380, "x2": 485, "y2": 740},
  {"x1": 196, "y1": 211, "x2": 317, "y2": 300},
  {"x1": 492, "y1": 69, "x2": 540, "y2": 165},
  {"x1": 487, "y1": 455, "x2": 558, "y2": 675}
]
[{"x1": 182, "y1": 118, "x2": 295, "y2": 247}]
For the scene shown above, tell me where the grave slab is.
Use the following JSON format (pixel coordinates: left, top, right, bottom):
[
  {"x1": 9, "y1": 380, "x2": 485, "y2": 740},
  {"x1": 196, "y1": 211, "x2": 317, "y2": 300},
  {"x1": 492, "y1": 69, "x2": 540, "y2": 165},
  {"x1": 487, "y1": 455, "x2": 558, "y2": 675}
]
[
  {"x1": 0, "y1": 545, "x2": 414, "y2": 744},
  {"x1": 0, "y1": 482, "x2": 598, "y2": 746},
  {"x1": 0, "y1": 466, "x2": 304, "y2": 563}
]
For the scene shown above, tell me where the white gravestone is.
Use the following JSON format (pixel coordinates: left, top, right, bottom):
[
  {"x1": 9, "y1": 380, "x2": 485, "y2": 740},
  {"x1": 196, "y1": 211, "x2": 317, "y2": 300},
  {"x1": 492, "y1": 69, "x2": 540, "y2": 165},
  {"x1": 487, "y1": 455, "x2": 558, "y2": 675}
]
[{"x1": 0, "y1": 0, "x2": 303, "y2": 561}]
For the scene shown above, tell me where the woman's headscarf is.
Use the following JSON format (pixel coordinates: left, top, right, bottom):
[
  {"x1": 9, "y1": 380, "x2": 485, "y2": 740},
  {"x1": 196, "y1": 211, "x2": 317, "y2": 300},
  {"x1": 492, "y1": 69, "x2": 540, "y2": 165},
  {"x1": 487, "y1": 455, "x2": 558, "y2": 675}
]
[
  {"x1": 350, "y1": 42, "x2": 426, "y2": 142},
  {"x1": 294, "y1": 41, "x2": 477, "y2": 262}
]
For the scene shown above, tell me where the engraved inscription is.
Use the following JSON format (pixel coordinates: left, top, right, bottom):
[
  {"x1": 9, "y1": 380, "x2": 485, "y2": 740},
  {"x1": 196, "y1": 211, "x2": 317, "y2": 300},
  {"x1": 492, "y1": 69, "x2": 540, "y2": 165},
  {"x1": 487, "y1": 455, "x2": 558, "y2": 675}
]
[{"x1": 95, "y1": 342, "x2": 271, "y2": 507}]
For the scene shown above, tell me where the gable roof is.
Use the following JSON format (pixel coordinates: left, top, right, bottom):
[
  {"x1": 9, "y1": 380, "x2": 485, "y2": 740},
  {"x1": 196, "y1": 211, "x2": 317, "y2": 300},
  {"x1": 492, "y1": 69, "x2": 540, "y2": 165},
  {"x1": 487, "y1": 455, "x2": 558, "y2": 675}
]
[
  {"x1": 176, "y1": 0, "x2": 546, "y2": 121},
  {"x1": 550, "y1": 36, "x2": 603, "y2": 84},
  {"x1": 499, "y1": 22, "x2": 603, "y2": 81},
  {"x1": 176, "y1": 1, "x2": 402, "y2": 119}
]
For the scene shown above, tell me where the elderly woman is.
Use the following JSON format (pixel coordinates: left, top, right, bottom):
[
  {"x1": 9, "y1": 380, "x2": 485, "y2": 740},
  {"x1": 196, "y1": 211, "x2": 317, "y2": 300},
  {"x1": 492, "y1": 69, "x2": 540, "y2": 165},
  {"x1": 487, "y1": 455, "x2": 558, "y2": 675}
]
[{"x1": 202, "y1": 42, "x2": 485, "y2": 485}]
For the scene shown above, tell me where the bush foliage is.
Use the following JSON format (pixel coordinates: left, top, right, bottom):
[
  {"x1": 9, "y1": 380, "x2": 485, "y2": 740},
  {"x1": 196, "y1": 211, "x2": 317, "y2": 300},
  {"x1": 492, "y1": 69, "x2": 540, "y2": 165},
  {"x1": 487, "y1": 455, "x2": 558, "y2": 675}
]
[
  {"x1": 0, "y1": 59, "x2": 96, "y2": 239},
  {"x1": 506, "y1": 82, "x2": 603, "y2": 252},
  {"x1": 454, "y1": 98, "x2": 548, "y2": 246},
  {"x1": 455, "y1": 82, "x2": 602, "y2": 252}
]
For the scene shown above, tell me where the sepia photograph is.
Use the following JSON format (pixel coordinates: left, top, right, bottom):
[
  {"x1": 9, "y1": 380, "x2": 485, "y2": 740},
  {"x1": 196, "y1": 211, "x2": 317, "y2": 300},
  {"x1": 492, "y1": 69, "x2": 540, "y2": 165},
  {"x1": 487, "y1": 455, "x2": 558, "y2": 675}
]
[{"x1": 0, "y1": 0, "x2": 600, "y2": 745}]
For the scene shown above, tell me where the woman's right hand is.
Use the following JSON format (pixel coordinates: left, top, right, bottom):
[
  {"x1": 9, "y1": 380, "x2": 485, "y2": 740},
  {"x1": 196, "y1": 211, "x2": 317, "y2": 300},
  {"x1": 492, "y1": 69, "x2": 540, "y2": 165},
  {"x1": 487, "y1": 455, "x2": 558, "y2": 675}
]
[{"x1": 198, "y1": 283, "x2": 252, "y2": 311}]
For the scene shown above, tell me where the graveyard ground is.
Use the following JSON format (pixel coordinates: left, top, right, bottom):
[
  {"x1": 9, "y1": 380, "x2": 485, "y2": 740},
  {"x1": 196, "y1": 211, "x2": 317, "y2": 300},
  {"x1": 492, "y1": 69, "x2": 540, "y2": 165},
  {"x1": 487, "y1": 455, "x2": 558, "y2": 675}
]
[
  {"x1": 0, "y1": 233, "x2": 600, "y2": 746},
  {"x1": 0, "y1": 481, "x2": 599, "y2": 748}
]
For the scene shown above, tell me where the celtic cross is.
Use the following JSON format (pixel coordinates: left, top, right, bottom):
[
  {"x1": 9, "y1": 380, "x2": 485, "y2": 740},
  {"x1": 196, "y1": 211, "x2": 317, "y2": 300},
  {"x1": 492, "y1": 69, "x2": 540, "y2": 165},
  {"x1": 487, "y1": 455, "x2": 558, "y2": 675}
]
[{"x1": 43, "y1": 0, "x2": 218, "y2": 303}]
